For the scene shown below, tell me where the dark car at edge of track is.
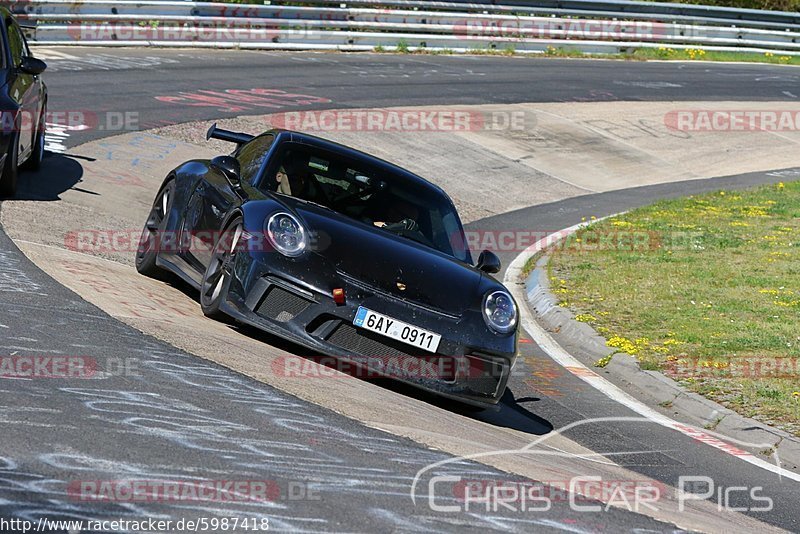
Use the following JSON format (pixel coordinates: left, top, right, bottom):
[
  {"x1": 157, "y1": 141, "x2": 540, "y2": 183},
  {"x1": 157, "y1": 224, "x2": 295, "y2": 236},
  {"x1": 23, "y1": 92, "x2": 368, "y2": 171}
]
[
  {"x1": 135, "y1": 125, "x2": 519, "y2": 407},
  {"x1": 0, "y1": 6, "x2": 47, "y2": 197}
]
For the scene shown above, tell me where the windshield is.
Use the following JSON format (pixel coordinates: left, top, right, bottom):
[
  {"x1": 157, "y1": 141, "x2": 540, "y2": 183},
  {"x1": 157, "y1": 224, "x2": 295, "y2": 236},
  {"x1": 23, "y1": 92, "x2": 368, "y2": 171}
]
[{"x1": 260, "y1": 143, "x2": 471, "y2": 262}]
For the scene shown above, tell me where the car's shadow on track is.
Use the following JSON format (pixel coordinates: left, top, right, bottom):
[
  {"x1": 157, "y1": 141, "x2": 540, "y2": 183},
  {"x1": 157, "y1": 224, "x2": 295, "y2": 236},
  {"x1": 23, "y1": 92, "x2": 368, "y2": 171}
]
[
  {"x1": 237, "y1": 316, "x2": 553, "y2": 435},
  {"x1": 11, "y1": 152, "x2": 87, "y2": 201},
  {"x1": 158, "y1": 276, "x2": 556, "y2": 436}
]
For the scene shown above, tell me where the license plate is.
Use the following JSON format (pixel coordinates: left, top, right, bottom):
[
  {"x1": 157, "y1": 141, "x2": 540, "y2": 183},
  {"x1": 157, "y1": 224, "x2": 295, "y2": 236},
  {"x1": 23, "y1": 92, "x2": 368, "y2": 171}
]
[{"x1": 353, "y1": 306, "x2": 441, "y2": 353}]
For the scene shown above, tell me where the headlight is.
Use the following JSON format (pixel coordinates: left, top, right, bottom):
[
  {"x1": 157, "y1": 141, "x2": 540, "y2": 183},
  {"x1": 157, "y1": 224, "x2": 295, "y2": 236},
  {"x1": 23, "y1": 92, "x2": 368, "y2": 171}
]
[
  {"x1": 483, "y1": 290, "x2": 517, "y2": 334},
  {"x1": 266, "y1": 212, "x2": 307, "y2": 257}
]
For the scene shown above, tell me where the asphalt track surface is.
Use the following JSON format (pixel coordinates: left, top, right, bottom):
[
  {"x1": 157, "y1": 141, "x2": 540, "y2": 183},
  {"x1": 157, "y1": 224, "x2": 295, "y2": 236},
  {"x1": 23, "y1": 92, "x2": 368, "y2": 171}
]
[
  {"x1": 39, "y1": 48, "x2": 800, "y2": 146},
  {"x1": 1, "y1": 48, "x2": 799, "y2": 532}
]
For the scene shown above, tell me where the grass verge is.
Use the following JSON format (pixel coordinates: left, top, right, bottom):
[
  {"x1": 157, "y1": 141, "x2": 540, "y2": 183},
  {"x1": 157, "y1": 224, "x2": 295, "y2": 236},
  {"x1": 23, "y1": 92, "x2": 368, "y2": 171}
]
[
  {"x1": 548, "y1": 180, "x2": 800, "y2": 435},
  {"x1": 624, "y1": 47, "x2": 799, "y2": 65},
  {"x1": 372, "y1": 44, "x2": 800, "y2": 66}
]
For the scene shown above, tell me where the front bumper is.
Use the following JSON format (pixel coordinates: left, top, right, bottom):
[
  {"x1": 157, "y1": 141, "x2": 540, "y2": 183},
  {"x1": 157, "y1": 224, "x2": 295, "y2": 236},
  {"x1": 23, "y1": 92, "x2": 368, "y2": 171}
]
[{"x1": 221, "y1": 255, "x2": 517, "y2": 407}]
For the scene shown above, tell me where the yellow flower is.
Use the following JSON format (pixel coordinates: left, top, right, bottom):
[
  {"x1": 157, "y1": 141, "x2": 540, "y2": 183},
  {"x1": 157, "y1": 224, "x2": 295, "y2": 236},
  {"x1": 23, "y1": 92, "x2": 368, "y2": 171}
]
[
  {"x1": 777, "y1": 182, "x2": 785, "y2": 191},
  {"x1": 607, "y1": 336, "x2": 649, "y2": 355},
  {"x1": 594, "y1": 354, "x2": 614, "y2": 368}
]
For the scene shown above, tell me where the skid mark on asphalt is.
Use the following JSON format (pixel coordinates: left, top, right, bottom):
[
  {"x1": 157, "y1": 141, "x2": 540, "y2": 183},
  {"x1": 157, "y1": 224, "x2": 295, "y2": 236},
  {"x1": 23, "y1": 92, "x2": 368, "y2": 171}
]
[
  {"x1": 0, "y1": 337, "x2": 603, "y2": 532},
  {"x1": 0, "y1": 250, "x2": 47, "y2": 296},
  {"x1": 154, "y1": 88, "x2": 332, "y2": 113}
]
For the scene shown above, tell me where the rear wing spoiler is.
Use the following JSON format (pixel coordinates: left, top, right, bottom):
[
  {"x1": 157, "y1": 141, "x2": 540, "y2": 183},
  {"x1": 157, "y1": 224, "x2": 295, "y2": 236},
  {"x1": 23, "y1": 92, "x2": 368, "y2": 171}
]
[{"x1": 206, "y1": 123, "x2": 254, "y2": 147}]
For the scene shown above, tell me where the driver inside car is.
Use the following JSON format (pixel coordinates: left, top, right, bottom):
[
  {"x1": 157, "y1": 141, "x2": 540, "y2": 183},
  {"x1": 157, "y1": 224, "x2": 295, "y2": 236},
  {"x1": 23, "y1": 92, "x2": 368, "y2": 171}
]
[
  {"x1": 373, "y1": 198, "x2": 420, "y2": 233},
  {"x1": 275, "y1": 163, "x2": 308, "y2": 197}
]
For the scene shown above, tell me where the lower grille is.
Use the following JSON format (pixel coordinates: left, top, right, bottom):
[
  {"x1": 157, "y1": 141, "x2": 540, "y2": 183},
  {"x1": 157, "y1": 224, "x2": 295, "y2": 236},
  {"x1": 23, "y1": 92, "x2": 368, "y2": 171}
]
[
  {"x1": 328, "y1": 323, "x2": 415, "y2": 359},
  {"x1": 255, "y1": 286, "x2": 311, "y2": 322},
  {"x1": 327, "y1": 323, "x2": 455, "y2": 382}
]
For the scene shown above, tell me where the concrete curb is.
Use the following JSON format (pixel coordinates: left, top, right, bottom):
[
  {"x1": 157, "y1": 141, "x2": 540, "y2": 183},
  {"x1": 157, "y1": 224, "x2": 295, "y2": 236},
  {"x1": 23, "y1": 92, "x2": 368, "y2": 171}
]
[{"x1": 523, "y1": 233, "x2": 800, "y2": 473}]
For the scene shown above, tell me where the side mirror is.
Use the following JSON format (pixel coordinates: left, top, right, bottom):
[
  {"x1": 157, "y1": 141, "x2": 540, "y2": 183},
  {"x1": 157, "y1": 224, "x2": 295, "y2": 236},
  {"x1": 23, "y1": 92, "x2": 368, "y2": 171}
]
[
  {"x1": 476, "y1": 250, "x2": 501, "y2": 274},
  {"x1": 19, "y1": 56, "x2": 46, "y2": 75},
  {"x1": 211, "y1": 155, "x2": 241, "y2": 188}
]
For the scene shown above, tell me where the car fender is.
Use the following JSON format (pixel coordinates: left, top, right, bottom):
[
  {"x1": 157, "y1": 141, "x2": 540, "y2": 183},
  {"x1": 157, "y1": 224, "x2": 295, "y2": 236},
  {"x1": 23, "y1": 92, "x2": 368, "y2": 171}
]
[{"x1": 238, "y1": 197, "x2": 286, "y2": 239}]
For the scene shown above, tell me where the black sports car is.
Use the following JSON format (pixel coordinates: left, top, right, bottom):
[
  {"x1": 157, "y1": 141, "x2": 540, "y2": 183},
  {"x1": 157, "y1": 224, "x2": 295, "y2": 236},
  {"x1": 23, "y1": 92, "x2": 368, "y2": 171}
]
[
  {"x1": 136, "y1": 125, "x2": 518, "y2": 406},
  {"x1": 0, "y1": 7, "x2": 47, "y2": 197}
]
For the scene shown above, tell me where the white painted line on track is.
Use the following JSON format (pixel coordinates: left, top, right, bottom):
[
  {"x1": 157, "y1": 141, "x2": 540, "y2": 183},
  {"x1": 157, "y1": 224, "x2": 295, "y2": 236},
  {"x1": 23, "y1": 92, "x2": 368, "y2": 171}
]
[
  {"x1": 44, "y1": 121, "x2": 87, "y2": 153},
  {"x1": 31, "y1": 48, "x2": 79, "y2": 61},
  {"x1": 505, "y1": 220, "x2": 800, "y2": 484}
]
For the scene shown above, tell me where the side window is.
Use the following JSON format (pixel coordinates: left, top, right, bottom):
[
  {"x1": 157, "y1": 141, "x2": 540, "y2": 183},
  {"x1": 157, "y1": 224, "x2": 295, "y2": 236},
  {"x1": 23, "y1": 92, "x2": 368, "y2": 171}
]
[
  {"x1": 6, "y1": 19, "x2": 23, "y2": 67},
  {"x1": 236, "y1": 134, "x2": 274, "y2": 185}
]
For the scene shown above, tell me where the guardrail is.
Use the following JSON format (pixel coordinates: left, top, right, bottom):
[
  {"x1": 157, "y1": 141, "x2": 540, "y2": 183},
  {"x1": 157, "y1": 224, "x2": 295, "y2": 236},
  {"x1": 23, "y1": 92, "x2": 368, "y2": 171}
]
[{"x1": 5, "y1": 0, "x2": 800, "y2": 56}]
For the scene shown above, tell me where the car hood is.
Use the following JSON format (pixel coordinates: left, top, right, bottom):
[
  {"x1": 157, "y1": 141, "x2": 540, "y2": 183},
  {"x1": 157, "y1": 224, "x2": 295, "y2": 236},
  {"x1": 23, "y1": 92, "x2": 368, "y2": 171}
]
[{"x1": 291, "y1": 201, "x2": 482, "y2": 316}]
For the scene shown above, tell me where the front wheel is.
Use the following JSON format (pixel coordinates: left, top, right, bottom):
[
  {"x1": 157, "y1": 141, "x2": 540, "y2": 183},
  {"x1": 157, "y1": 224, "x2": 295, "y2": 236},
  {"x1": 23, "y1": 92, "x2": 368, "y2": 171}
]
[
  {"x1": 22, "y1": 104, "x2": 46, "y2": 171},
  {"x1": 135, "y1": 179, "x2": 175, "y2": 280},
  {"x1": 0, "y1": 133, "x2": 19, "y2": 198},
  {"x1": 200, "y1": 217, "x2": 243, "y2": 321}
]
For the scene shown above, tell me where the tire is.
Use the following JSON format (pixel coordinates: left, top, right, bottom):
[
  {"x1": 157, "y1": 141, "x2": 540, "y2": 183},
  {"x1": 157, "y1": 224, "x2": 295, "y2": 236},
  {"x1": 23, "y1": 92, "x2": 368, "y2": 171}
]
[
  {"x1": 135, "y1": 179, "x2": 175, "y2": 280},
  {"x1": 0, "y1": 133, "x2": 19, "y2": 198},
  {"x1": 22, "y1": 104, "x2": 46, "y2": 171},
  {"x1": 200, "y1": 216, "x2": 243, "y2": 321}
]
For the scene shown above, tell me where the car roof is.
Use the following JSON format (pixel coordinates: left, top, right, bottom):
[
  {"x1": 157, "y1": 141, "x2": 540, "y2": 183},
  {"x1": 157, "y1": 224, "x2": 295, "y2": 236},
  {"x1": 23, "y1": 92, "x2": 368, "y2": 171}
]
[{"x1": 269, "y1": 129, "x2": 452, "y2": 200}]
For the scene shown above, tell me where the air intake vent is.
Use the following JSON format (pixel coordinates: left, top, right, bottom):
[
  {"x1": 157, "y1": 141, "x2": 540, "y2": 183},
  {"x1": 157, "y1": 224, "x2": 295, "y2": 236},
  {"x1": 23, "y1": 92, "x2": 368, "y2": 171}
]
[{"x1": 256, "y1": 286, "x2": 310, "y2": 322}]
